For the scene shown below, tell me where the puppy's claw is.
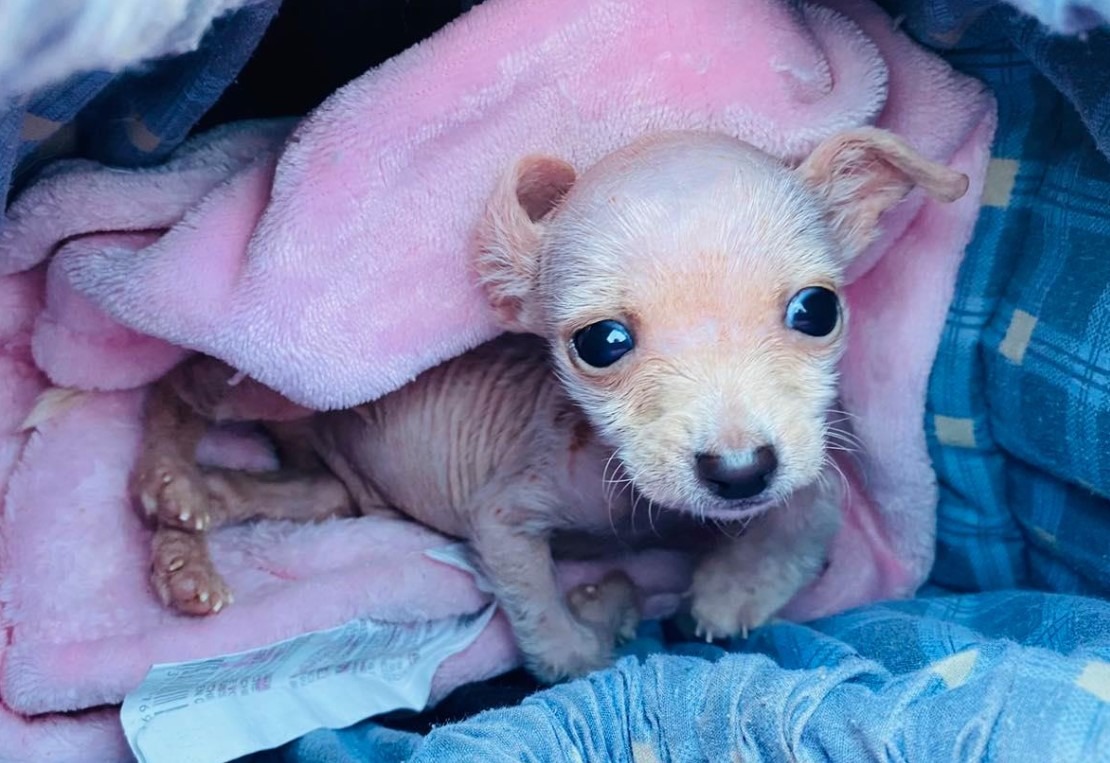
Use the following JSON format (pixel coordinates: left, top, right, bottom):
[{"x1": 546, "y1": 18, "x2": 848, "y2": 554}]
[
  {"x1": 167, "y1": 558, "x2": 185, "y2": 573},
  {"x1": 141, "y1": 493, "x2": 157, "y2": 514},
  {"x1": 198, "y1": 590, "x2": 210, "y2": 604},
  {"x1": 212, "y1": 599, "x2": 224, "y2": 614},
  {"x1": 695, "y1": 622, "x2": 716, "y2": 643},
  {"x1": 741, "y1": 624, "x2": 749, "y2": 640}
]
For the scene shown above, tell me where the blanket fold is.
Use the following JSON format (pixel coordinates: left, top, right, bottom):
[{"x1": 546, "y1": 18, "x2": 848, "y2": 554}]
[{"x1": 0, "y1": 0, "x2": 995, "y2": 758}]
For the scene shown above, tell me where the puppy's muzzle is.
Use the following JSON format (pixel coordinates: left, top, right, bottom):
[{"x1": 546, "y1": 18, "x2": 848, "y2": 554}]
[{"x1": 696, "y1": 447, "x2": 778, "y2": 501}]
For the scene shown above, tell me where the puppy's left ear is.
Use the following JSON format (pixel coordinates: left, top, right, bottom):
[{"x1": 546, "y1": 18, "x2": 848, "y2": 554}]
[
  {"x1": 475, "y1": 155, "x2": 577, "y2": 334},
  {"x1": 797, "y1": 128, "x2": 969, "y2": 261}
]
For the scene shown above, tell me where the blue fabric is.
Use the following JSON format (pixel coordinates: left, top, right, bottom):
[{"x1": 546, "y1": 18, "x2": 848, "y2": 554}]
[
  {"x1": 920, "y1": 12, "x2": 1110, "y2": 596},
  {"x1": 253, "y1": 592, "x2": 1110, "y2": 761},
  {"x1": 892, "y1": 0, "x2": 1109, "y2": 38}
]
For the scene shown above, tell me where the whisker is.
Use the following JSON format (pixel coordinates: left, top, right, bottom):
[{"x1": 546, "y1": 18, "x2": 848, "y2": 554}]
[
  {"x1": 601, "y1": 451, "x2": 621, "y2": 504},
  {"x1": 601, "y1": 452, "x2": 620, "y2": 536},
  {"x1": 826, "y1": 407, "x2": 860, "y2": 421},
  {"x1": 825, "y1": 425, "x2": 864, "y2": 446},
  {"x1": 827, "y1": 433, "x2": 865, "y2": 450},
  {"x1": 646, "y1": 496, "x2": 660, "y2": 538},
  {"x1": 823, "y1": 454, "x2": 852, "y2": 497},
  {"x1": 714, "y1": 519, "x2": 741, "y2": 539},
  {"x1": 626, "y1": 465, "x2": 651, "y2": 535}
]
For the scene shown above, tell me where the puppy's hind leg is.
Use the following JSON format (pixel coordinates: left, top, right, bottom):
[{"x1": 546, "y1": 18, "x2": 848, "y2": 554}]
[
  {"x1": 149, "y1": 468, "x2": 357, "y2": 617},
  {"x1": 134, "y1": 357, "x2": 323, "y2": 531},
  {"x1": 151, "y1": 527, "x2": 232, "y2": 615},
  {"x1": 131, "y1": 375, "x2": 211, "y2": 531},
  {"x1": 199, "y1": 467, "x2": 357, "y2": 527}
]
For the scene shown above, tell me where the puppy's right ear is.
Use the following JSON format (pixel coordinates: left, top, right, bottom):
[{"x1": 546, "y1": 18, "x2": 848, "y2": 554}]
[{"x1": 476, "y1": 156, "x2": 577, "y2": 333}]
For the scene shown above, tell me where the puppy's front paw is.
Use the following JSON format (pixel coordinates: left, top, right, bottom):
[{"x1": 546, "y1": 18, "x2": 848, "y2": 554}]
[
  {"x1": 131, "y1": 453, "x2": 215, "y2": 532},
  {"x1": 689, "y1": 552, "x2": 801, "y2": 642},
  {"x1": 151, "y1": 529, "x2": 233, "y2": 616},
  {"x1": 567, "y1": 571, "x2": 641, "y2": 643},
  {"x1": 524, "y1": 620, "x2": 614, "y2": 684}
]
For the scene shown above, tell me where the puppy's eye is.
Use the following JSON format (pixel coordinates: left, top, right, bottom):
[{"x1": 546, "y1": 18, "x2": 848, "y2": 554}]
[
  {"x1": 572, "y1": 320, "x2": 634, "y2": 368},
  {"x1": 785, "y1": 287, "x2": 840, "y2": 337}
]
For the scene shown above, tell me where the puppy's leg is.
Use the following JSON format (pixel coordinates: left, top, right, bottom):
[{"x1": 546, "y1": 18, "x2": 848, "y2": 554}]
[
  {"x1": 472, "y1": 523, "x2": 610, "y2": 682},
  {"x1": 151, "y1": 527, "x2": 232, "y2": 615},
  {"x1": 264, "y1": 419, "x2": 325, "y2": 472},
  {"x1": 169, "y1": 355, "x2": 313, "y2": 423},
  {"x1": 468, "y1": 488, "x2": 625, "y2": 682},
  {"x1": 131, "y1": 376, "x2": 211, "y2": 531},
  {"x1": 198, "y1": 467, "x2": 357, "y2": 528},
  {"x1": 150, "y1": 468, "x2": 358, "y2": 616},
  {"x1": 690, "y1": 478, "x2": 841, "y2": 640}
]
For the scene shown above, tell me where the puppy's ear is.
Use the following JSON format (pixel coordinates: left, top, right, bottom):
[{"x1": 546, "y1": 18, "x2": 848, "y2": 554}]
[
  {"x1": 476, "y1": 155, "x2": 577, "y2": 333},
  {"x1": 797, "y1": 128, "x2": 968, "y2": 261}
]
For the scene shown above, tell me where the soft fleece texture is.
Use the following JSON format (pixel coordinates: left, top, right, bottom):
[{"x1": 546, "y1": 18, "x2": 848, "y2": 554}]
[
  {"x1": 0, "y1": 262, "x2": 689, "y2": 760},
  {"x1": 0, "y1": 0, "x2": 994, "y2": 757}
]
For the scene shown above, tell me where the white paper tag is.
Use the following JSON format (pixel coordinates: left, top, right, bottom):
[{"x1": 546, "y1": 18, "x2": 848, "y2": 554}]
[
  {"x1": 423, "y1": 543, "x2": 495, "y2": 594},
  {"x1": 120, "y1": 604, "x2": 495, "y2": 763}
]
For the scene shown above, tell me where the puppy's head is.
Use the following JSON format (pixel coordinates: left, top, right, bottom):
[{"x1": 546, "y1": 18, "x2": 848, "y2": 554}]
[{"x1": 477, "y1": 129, "x2": 967, "y2": 520}]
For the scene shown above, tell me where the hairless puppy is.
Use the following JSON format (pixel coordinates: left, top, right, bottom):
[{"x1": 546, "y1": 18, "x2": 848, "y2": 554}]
[{"x1": 130, "y1": 128, "x2": 967, "y2": 681}]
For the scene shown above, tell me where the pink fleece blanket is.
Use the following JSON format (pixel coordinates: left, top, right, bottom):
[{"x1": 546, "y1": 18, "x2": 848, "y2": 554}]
[{"x1": 0, "y1": 0, "x2": 995, "y2": 758}]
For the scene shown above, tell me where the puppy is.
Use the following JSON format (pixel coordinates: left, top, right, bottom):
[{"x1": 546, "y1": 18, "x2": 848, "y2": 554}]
[{"x1": 130, "y1": 128, "x2": 967, "y2": 682}]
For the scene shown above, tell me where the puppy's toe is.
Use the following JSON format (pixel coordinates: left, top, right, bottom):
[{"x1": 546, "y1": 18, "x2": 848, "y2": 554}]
[
  {"x1": 133, "y1": 456, "x2": 214, "y2": 531},
  {"x1": 159, "y1": 480, "x2": 214, "y2": 532},
  {"x1": 151, "y1": 532, "x2": 232, "y2": 616},
  {"x1": 689, "y1": 564, "x2": 785, "y2": 642},
  {"x1": 689, "y1": 572, "x2": 753, "y2": 642},
  {"x1": 689, "y1": 591, "x2": 758, "y2": 643}
]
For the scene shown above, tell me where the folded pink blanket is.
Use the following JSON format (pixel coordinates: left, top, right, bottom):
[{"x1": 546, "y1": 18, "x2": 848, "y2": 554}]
[{"x1": 0, "y1": 0, "x2": 995, "y2": 758}]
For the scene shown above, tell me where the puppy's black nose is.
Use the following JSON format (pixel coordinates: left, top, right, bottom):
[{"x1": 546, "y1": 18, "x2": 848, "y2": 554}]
[{"x1": 696, "y1": 447, "x2": 778, "y2": 501}]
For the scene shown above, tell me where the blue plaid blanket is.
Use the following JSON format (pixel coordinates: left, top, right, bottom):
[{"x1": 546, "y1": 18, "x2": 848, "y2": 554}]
[
  {"x1": 920, "y1": 7, "x2": 1110, "y2": 601},
  {"x1": 3, "y1": 1, "x2": 1110, "y2": 761}
]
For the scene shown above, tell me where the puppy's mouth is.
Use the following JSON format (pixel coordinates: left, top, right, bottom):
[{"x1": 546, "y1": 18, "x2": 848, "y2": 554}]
[
  {"x1": 695, "y1": 495, "x2": 779, "y2": 522},
  {"x1": 629, "y1": 476, "x2": 780, "y2": 523}
]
